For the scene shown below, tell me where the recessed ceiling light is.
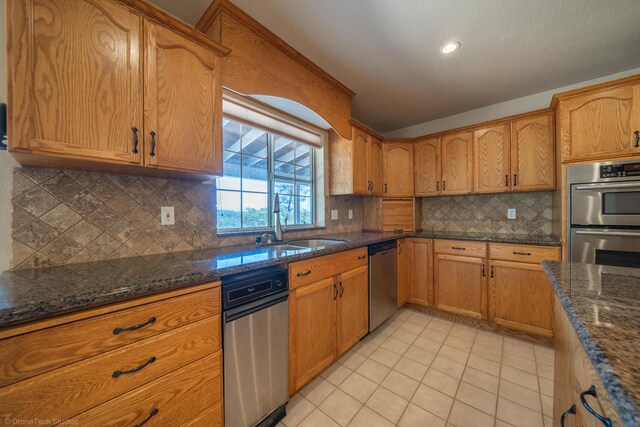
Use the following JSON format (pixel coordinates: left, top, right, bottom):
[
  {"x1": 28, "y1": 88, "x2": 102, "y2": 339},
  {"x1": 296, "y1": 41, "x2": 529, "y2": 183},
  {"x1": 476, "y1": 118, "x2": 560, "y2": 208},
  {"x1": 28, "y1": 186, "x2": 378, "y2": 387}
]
[{"x1": 440, "y1": 42, "x2": 460, "y2": 54}]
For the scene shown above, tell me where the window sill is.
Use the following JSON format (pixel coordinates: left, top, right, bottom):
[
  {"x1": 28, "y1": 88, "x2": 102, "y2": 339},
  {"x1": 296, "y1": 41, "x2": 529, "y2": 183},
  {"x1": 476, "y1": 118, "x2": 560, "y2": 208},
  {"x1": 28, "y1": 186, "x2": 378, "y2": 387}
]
[{"x1": 216, "y1": 226, "x2": 326, "y2": 237}]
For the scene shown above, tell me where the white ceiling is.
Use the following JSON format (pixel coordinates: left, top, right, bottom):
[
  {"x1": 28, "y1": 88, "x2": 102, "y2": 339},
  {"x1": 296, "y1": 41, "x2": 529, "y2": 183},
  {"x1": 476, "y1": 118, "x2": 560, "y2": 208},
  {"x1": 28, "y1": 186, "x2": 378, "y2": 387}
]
[{"x1": 148, "y1": 0, "x2": 640, "y2": 133}]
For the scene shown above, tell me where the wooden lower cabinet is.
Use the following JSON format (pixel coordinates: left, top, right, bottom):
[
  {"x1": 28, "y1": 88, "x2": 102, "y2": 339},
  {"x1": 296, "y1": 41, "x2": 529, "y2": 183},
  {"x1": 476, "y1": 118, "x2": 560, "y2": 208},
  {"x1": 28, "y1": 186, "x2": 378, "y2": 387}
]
[
  {"x1": 407, "y1": 238, "x2": 433, "y2": 307},
  {"x1": 488, "y1": 260, "x2": 554, "y2": 337},
  {"x1": 397, "y1": 239, "x2": 409, "y2": 307},
  {"x1": 0, "y1": 283, "x2": 223, "y2": 425},
  {"x1": 289, "y1": 265, "x2": 368, "y2": 394},
  {"x1": 434, "y1": 254, "x2": 487, "y2": 319}
]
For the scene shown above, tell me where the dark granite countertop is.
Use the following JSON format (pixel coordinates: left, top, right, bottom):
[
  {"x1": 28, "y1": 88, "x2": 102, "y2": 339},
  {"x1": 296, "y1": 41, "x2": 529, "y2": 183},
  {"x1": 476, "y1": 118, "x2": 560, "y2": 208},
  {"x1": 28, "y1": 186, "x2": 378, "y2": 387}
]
[
  {"x1": 543, "y1": 261, "x2": 640, "y2": 426},
  {"x1": 0, "y1": 231, "x2": 560, "y2": 328}
]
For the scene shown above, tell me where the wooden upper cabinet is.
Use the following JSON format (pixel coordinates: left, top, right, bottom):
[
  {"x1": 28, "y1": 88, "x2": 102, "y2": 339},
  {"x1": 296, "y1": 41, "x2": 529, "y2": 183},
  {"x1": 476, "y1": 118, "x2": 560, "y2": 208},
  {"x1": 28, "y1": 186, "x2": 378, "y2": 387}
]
[
  {"x1": 511, "y1": 113, "x2": 555, "y2": 191},
  {"x1": 368, "y1": 135, "x2": 384, "y2": 196},
  {"x1": 351, "y1": 128, "x2": 369, "y2": 194},
  {"x1": 441, "y1": 132, "x2": 473, "y2": 195},
  {"x1": 414, "y1": 138, "x2": 441, "y2": 196},
  {"x1": 473, "y1": 125, "x2": 510, "y2": 193},
  {"x1": 559, "y1": 84, "x2": 640, "y2": 162},
  {"x1": 9, "y1": 0, "x2": 143, "y2": 165},
  {"x1": 383, "y1": 142, "x2": 414, "y2": 197},
  {"x1": 144, "y1": 20, "x2": 222, "y2": 174}
]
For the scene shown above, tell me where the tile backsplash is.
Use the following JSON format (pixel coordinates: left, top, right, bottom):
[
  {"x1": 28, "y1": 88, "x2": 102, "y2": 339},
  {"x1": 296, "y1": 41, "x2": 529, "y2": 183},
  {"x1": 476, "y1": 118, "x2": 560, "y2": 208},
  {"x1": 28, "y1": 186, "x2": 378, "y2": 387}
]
[
  {"x1": 11, "y1": 167, "x2": 363, "y2": 269},
  {"x1": 421, "y1": 192, "x2": 553, "y2": 235}
]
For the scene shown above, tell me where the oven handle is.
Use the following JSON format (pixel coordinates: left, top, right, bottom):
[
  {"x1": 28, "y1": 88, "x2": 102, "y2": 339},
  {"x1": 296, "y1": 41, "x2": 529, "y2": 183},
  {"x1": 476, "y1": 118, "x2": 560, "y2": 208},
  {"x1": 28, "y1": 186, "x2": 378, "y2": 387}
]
[
  {"x1": 223, "y1": 291, "x2": 289, "y2": 323},
  {"x1": 574, "y1": 230, "x2": 640, "y2": 238},
  {"x1": 573, "y1": 182, "x2": 640, "y2": 191}
]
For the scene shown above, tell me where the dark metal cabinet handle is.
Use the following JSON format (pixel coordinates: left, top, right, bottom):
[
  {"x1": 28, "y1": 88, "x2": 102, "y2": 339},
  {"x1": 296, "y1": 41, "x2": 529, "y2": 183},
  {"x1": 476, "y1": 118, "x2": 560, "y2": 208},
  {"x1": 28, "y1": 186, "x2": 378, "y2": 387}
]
[
  {"x1": 357, "y1": 255, "x2": 367, "y2": 260},
  {"x1": 490, "y1": 265, "x2": 495, "y2": 278},
  {"x1": 513, "y1": 251, "x2": 532, "y2": 256},
  {"x1": 451, "y1": 246, "x2": 466, "y2": 251},
  {"x1": 132, "y1": 127, "x2": 139, "y2": 154},
  {"x1": 513, "y1": 174, "x2": 517, "y2": 187},
  {"x1": 436, "y1": 181, "x2": 440, "y2": 191},
  {"x1": 635, "y1": 130, "x2": 639, "y2": 148},
  {"x1": 580, "y1": 386, "x2": 612, "y2": 427},
  {"x1": 443, "y1": 181, "x2": 446, "y2": 191},
  {"x1": 561, "y1": 405, "x2": 576, "y2": 427},
  {"x1": 297, "y1": 269, "x2": 312, "y2": 277},
  {"x1": 339, "y1": 281, "x2": 344, "y2": 297},
  {"x1": 482, "y1": 264, "x2": 486, "y2": 277},
  {"x1": 149, "y1": 131, "x2": 156, "y2": 157},
  {"x1": 333, "y1": 283, "x2": 338, "y2": 300},
  {"x1": 134, "y1": 408, "x2": 159, "y2": 427},
  {"x1": 112, "y1": 356, "x2": 156, "y2": 378},
  {"x1": 384, "y1": 183, "x2": 388, "y2": 193},
  {"x1": 505, "y1": 174, "x2": 509, "y2": 187},
  {"x1": 113, "y1": 316, "x2": 157, "y2": 335}
]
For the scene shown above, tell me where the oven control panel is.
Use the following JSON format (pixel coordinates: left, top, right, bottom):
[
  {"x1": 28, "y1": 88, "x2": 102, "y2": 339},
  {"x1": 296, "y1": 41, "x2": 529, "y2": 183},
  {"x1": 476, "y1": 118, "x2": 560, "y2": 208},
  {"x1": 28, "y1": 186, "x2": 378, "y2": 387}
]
[{"x1": 600, "y1": 162, "x2": 640, "y2": 178}]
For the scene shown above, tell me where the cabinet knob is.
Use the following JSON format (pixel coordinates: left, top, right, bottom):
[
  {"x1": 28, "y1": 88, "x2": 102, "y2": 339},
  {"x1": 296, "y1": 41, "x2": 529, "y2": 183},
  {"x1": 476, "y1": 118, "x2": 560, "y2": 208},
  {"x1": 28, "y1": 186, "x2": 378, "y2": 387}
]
[
  {"x1": 580, "y1": 386, "x2": 612, "y2": 427},
  {"x1": 149, "y1": 131, "x2": 157, "y2": 157},
  {"x1": 133, "y1": 408, "x2": 159, "y2": 427},
  {"x1": 131, "y1": 127, "x2": 139, "y2": 154},
  {"x1": 634, "y1": 130, "x2": 639, "y2": 148},
  {"x1": 513, "y1": 174, "x2": 517, "y2": 187},
  {"x1": 561, "y1": 405, "x2": 576, "y2": 427},
  {"x1": 505, "y1": 174, "x2": 509, "y2": 187}
]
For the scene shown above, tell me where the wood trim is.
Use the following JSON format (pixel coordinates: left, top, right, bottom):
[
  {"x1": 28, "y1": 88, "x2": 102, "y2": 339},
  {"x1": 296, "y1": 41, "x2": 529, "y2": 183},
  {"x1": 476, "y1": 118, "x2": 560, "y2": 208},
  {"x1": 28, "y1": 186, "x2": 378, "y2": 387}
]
[
  {"x1": 350, "y1": 119, "x2": 383, "y2": 140},
  {"x1": 549, "y1": 74, "x2": 640, "y2": 110},
  {"x1": 196, "y1": 0, "x2": 354, "y2": 97},
  {"x1": 0, "y1": 282, "x2": 220, "y2": 339},
  {"x1": 494, "y1": 318, "x2": 553, "y2": 338},
  {"x1": 119, "y1": 0, "x2": 230, "y2": 56}
]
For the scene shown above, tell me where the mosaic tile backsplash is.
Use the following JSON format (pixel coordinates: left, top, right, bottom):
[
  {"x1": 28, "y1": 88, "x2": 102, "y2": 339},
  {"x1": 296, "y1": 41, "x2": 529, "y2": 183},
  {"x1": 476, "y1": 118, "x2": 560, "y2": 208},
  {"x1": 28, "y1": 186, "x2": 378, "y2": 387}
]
[
  {"x1": 11, "y1": 167, "x2": 363, "y2": 269},
  {"x1": 421, "y1": 192, "x2": 553, "y2": 235}
]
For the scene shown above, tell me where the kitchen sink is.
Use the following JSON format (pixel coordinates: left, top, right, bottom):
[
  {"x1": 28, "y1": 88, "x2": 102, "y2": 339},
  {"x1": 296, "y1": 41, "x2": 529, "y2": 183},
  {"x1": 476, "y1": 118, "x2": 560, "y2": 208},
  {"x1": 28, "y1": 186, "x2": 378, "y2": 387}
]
[{"x1": 286, "y1": 238, "x2": 351, "y2": 249}]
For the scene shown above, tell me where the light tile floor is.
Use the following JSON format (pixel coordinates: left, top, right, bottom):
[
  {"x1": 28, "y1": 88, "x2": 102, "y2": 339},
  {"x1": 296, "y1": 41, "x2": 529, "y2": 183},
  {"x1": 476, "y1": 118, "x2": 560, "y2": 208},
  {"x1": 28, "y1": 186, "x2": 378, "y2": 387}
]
[{"x1": 280, "y1": 307, "x2": 554, "y2": 427}]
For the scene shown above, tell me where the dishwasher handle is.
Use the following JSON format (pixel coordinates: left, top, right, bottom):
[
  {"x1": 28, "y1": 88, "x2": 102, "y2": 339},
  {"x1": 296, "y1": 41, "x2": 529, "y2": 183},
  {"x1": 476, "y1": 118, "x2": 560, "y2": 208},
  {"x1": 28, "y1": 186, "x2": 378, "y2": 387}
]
[{"x1": 224, "y1": 291, "x2": 288, "y2": 323}]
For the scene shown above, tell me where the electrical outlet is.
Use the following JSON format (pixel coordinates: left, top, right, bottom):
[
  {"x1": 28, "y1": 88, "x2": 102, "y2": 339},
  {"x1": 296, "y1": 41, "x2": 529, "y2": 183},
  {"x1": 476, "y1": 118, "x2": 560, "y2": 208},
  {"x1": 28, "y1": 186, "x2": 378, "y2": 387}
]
[
  {"x1": 331, "y1": 209, "x2": 339, "y2": 220},
  {"x1": 161, "y1": 207, "x2": 175, "y2": 225},
  {"x1": 507, "y1": 208, "x2": 516, "y2": 220},
  {"x1": 348, "y1": 210, "x2": 353, "y2": 219}
]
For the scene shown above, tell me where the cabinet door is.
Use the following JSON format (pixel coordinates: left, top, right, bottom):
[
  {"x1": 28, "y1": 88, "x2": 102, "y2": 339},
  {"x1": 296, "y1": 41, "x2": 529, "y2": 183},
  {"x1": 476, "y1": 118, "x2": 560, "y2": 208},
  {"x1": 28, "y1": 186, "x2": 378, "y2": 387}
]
[
  {"x1": 9, "y1": 0, "x2": 143, "y2": 164},
  {"x1": 434, "y1": 254, "x2": 486, "y2": 319},
  {"x1": 336, "y1": 266, "x2": 369, "y2": 356},
  {"x1": 368, "y1": 136, "x2": 384, "y2": 196},
  {"x1": 553, "y1": 295, "x2": 576, "y2": 427},
  {"x1": 289, "y1": 278, "x2": 336, "y2": 394},
  {"x1": 408, "y1": 239, "x2": 433, "y2": 306},
  {"x1": 414, "y1": 138, "x2": 441, "y2": 196},
  {"x1": 383, "y1": 142, "x2": 415, "y2": 197},
  {"x1": 397, "y1": 239, "x2": 409, "y2": 307},
  {"x1": 559, "y1": 84, "x2": 640, "y2": 162},
  {"x1": 144, "y1": 20, "x2": 222, "y2": 174},
  {"x1": 351, "y1": 128, "x2": 369, "y2": 195},
  {"x1": 473, "y1": 125, "x2": 510, "y2": 193},
  {"x1": 441, "y1": 132, "x2": 473, "y2": 195},
  {"x1": 488, "y1": 260, "x2": 553, "y2": 337},
  {"x1": 511, "y1": 113, "x2": 555, "y2": 191}
]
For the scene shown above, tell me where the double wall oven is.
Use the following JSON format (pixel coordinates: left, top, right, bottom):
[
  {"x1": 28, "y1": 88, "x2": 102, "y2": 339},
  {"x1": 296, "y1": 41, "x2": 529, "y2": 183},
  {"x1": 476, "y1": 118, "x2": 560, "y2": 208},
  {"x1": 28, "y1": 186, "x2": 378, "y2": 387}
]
[{"x1": 569, "y1": 159, "x2": 640, "y2": 268}]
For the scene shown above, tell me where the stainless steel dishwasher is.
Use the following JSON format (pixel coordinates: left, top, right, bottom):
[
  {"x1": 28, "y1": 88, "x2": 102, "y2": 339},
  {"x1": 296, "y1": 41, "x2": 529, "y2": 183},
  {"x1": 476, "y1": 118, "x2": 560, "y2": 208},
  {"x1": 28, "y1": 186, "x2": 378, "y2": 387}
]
[
  {"x1": 369, "y1": 240, "x2": 398, "y2": 332},
  {"x1": 222, "y1": 267, "x2": 289, "y2": 427}
]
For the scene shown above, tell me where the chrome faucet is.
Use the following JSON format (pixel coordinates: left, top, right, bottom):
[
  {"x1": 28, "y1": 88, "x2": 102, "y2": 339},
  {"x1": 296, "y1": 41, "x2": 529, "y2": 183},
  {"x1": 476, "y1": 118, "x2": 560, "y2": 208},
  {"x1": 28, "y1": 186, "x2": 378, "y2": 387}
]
[{"x1": 273, "y1": 193, "x2": 287, "y2": 242}]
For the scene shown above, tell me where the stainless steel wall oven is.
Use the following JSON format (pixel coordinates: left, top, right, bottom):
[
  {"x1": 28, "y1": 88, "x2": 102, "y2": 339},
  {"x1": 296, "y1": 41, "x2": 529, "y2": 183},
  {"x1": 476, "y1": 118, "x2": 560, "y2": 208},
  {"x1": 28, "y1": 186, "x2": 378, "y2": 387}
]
[{"x1": 568, "y1": 159, "x2": 640, "y2": 268}]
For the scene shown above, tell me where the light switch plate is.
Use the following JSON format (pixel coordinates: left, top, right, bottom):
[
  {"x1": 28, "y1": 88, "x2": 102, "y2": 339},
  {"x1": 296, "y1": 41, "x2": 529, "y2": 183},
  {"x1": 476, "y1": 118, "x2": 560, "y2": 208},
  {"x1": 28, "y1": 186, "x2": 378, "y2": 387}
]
[
  {"x1": 507, "y1": 208, "x2": 516, "y2": 220},
  {"x1": 161, "y1": 206, "x2": 175, "y2": 225},
  {"x1": 348, "y1": 210, "x2": 353, "y2": 219},
  {"x1": 331, "y1": 209, "x2": 339, "y2": 220}
]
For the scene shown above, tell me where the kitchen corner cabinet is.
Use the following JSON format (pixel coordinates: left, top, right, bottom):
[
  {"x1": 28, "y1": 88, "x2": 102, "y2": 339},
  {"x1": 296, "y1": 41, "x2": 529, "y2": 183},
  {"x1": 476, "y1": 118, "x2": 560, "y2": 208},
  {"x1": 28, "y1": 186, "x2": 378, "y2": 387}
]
[
  {"x1": 8, "y1": 0, "x2": 226, "y2": 178},
  {"x1": 434, "y1": 240, "x2": 487, "y2": 319},
  {"x1": 441, "y1": 132, "x2": 473, "y2": 195},
  {"x1": 510, "y1": 113, "x2": 555, "y2": 191},
  {"x1": 407, "y1": 238, "x2": 433, "y2": 307},
  {"x1": 397, "y1": 239, "x2": 409, "y2": 307},
  {"x1": 414, "y1": 138, "x2": 441, "y2": 196},
  {"x1": 383, "y1": 142, "x2": 415, "y2": 197},
  {"x1": 558, "y1": 83, "x2": 640, "y2": 163},
  {"x1": 330, "y1": 125, "x2": 383, "y2": 196},
  {"x1": 288, "y1": 249, "x2": 368, "y2": 394},
  {"x1": 473, "y1": 124, "x2": 511, "y2": 193}
]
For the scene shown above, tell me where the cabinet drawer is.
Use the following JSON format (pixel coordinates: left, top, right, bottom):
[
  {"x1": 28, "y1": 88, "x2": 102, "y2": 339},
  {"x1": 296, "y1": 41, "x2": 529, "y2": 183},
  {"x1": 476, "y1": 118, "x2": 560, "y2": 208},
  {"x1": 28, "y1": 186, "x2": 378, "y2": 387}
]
[
  {"x1": 489, "y1": 243, "x2": 560, "y2": 264},
  {"x1": 434, "y1": 239, "x2": 487, "y2": 258},
  {"x1": 74, "y1": 351, "x2": 222, "y2": 426},
  {"x1": 289, "y1": 248, "x2": 368, "y2": 289},
  {"x1": 0, "y1": 316, "x2": 220, "y2": 422},
  {"x1": 0, "y1": 287, "x2": 220, "y2": 387}
]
